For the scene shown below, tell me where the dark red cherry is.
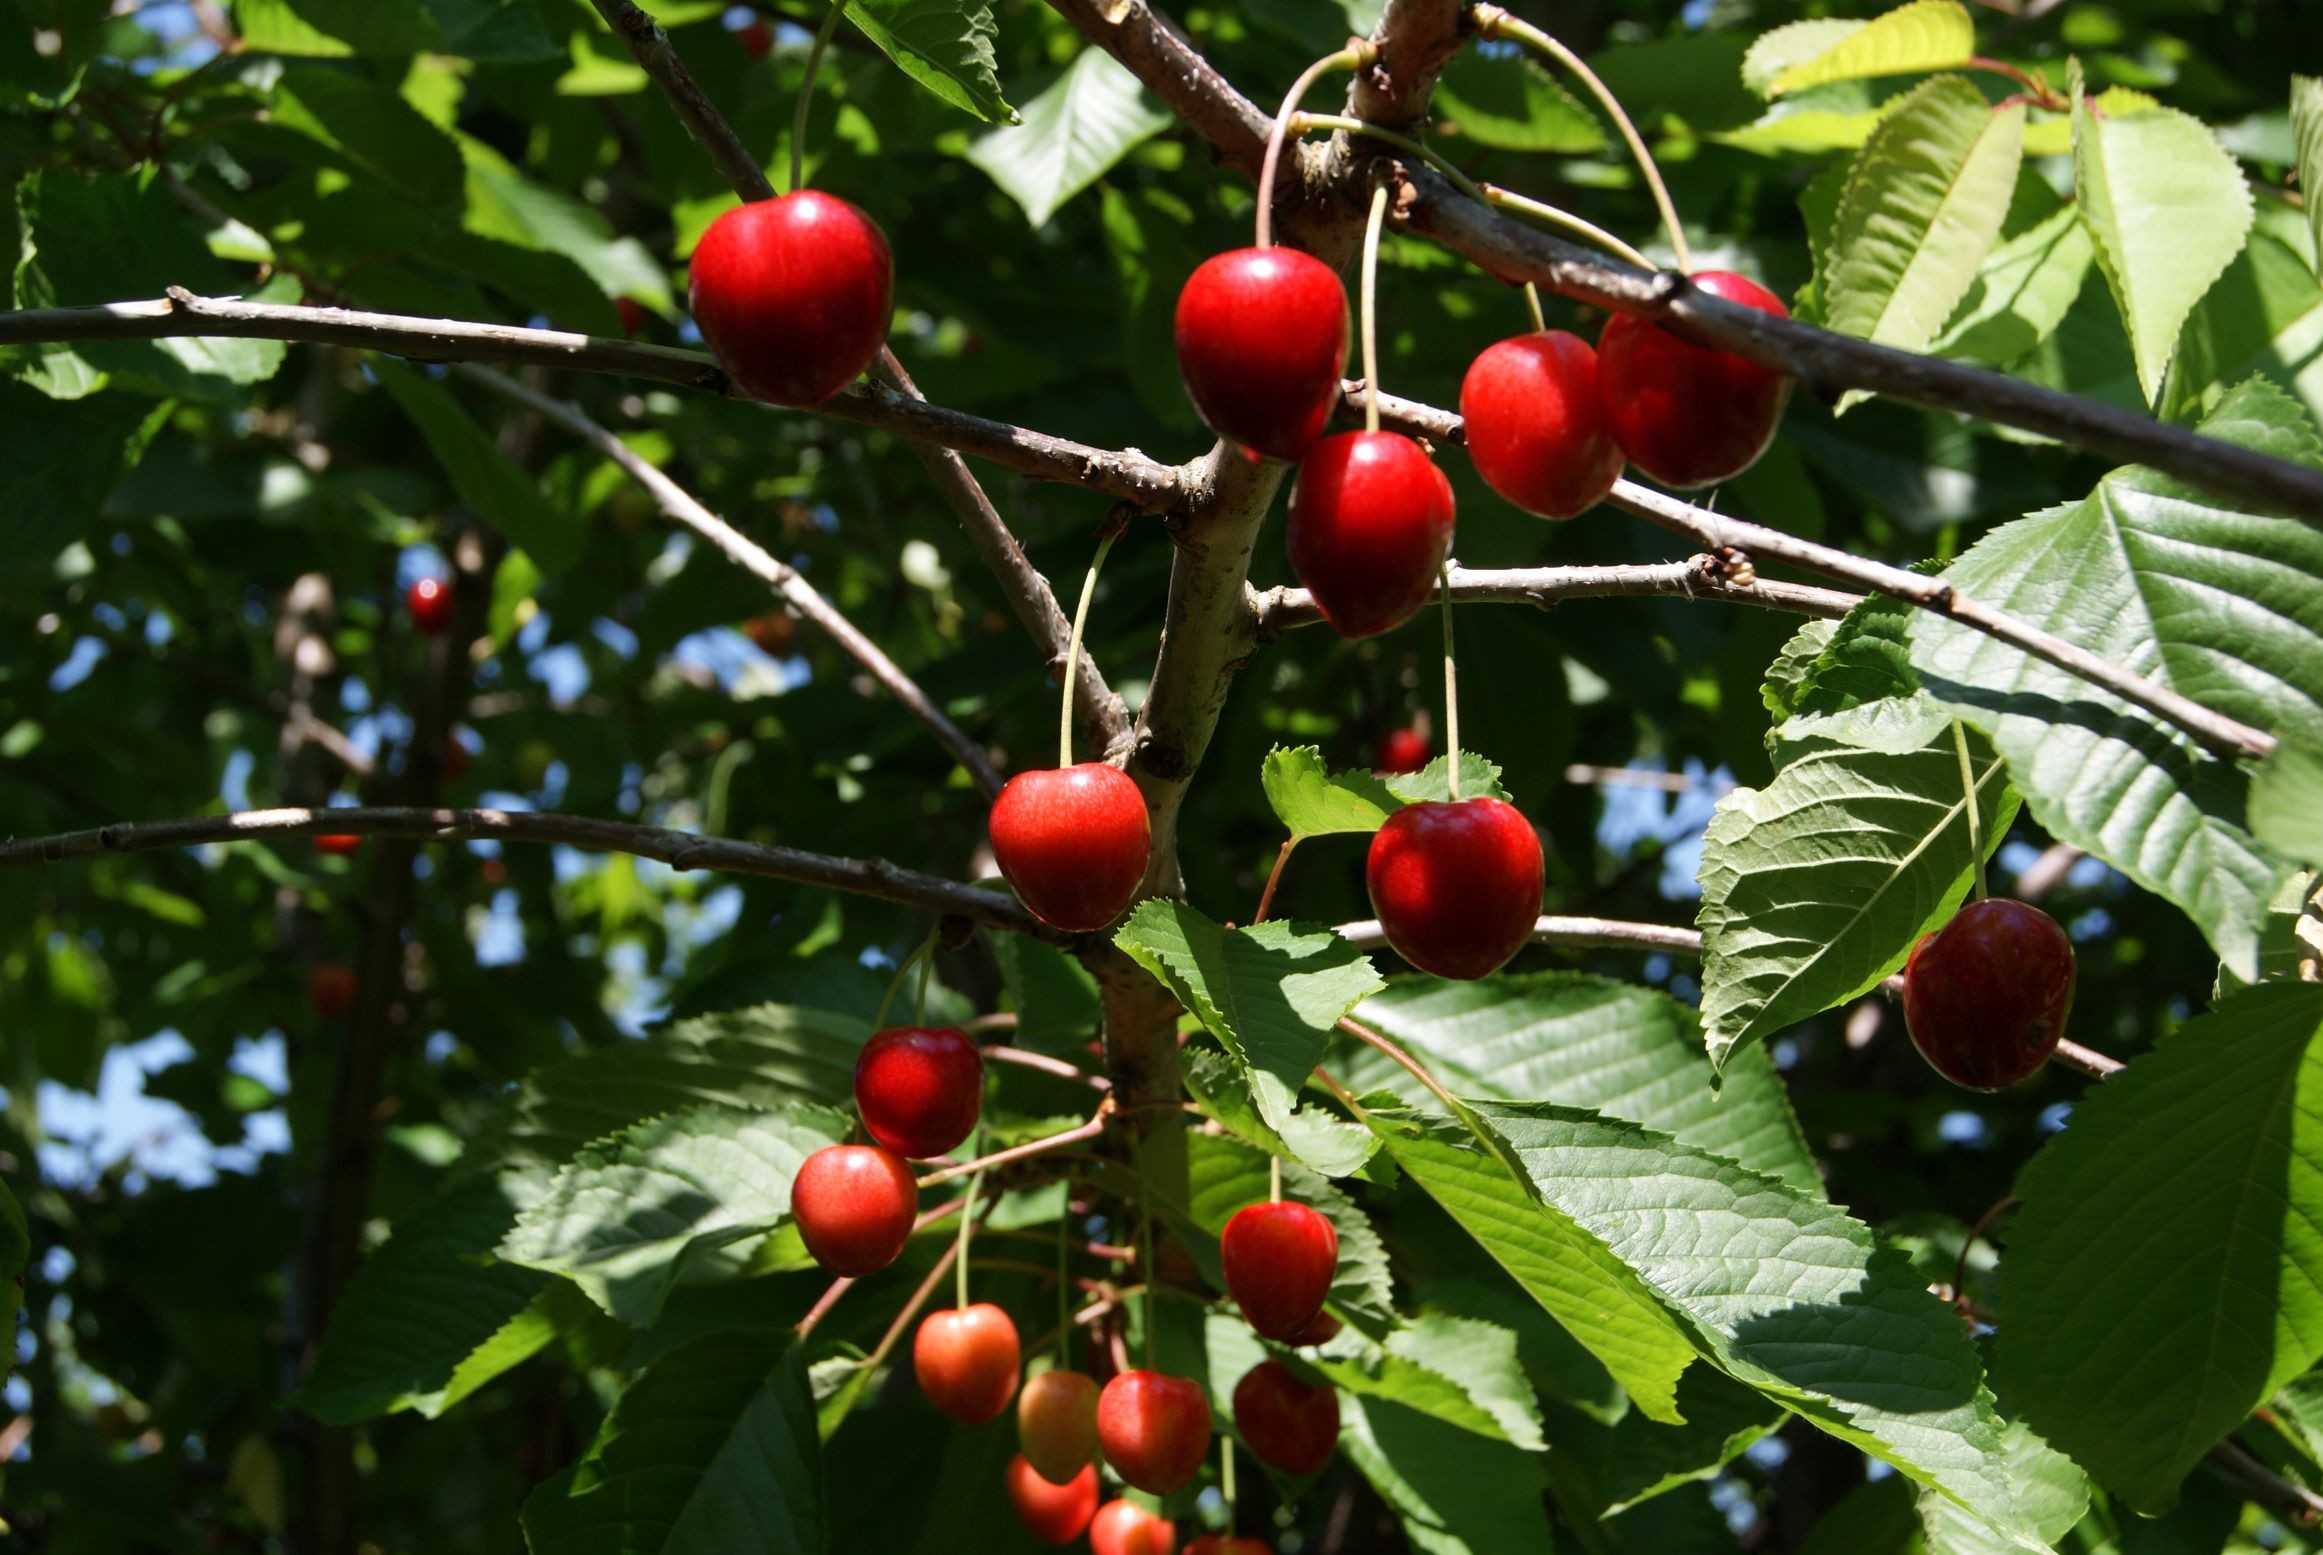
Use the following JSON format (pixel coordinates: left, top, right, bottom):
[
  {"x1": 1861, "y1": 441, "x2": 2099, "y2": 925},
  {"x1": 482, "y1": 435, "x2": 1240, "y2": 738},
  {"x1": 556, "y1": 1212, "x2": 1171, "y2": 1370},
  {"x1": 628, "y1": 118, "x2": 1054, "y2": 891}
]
[
  {"x1": 735, "y1": 17, "x2": 775, "y2": 58},
  {"x1": 1285, "y1": 1309, "x2": 1342, "y2": 1347},
  {"x1": 406, "y1": 577, "x2": 453, "y2": 635},
  {"x1": 1285, "y1": 430, "x2": 1455, "y2": 639},
  {"x1": 790, "y1": 1143, "x2": 916, "y2": 1276},
  {"x1": 989, "y1": 763, "x2": 1151, "y2": 933},
  {"x1": 1220, "y1": 1201, "x2": 1337, "y2": 1340},
  {"x1": 1232, "y1": 1359, "x2": 1339, "y2": 1476},
  {"x1": 854, "y1": 1025, "x2": 983, "y2": 1159},
  {"x1": 613, "y1": 297, "x2": 648, "y2": 337},
  {"x1": 1596, "y1": 269, "x2": 1792, "y2": 489},
  {"x1": 1096, "y1": 1370, "x2": 1211, "y2": 1494},
  {"x1": 1902, "y1": 897, "x2": 2076, "y2": 1090},
  {"x1": 690, "y1": 191, "x2": 894, "y2": 407},
  {"x1": 1376, "y1": 725, "x2": 1429, "y2": 774},
  {"x1": 1006, "y1": 1454, "x2": 1099, "y2": 1545},
  {"x1": 312, "y1": 833, "x2": 362, "y2": 857},
  {"x1": 1366, "y1": 797, "x2": 1543, "y2": 980},
  {"x1": 913, "y1": 1302, "x2": 1021, "y2": 1423},
  {"x1": 1460, "y1": 330, "x2": 1625, "y2": 519},
  {"x1": 1174, "y1": 247, "x2": 1349, "y2": 461},
  {"x1": 307, "y1": 963, "x2": 357, "y2": 1020}
]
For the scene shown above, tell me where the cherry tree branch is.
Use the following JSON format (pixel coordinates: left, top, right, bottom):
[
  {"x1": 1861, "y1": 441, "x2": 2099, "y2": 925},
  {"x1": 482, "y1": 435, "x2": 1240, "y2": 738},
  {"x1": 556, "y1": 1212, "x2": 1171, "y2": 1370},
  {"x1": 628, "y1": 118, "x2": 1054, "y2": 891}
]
[
  {"x1": 917, "y1": 1105, "x2": 1114, "y2": 1189},
  {"x1": 1336, "y1": 914, "x2": 1706, "y2": 955},
  {"x1": 1252, "y1": 559, "x2": 1857, "y2": 633},
  {"x1": 585, "y1": 0, "x2": 776, "y2": 202}
]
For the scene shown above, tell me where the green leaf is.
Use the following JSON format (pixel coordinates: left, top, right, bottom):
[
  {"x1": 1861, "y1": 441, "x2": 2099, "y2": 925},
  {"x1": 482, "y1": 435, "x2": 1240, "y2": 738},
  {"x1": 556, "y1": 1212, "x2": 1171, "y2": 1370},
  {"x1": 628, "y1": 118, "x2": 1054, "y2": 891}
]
[
  {"x1": 2160, "y1": 231, "x2": 2323, "y2": 436},
  {"x1": 990, "y1": 934, "x2": 1100, "y2": 1053},
  {"x1": 1435, "y1": 49, "x2": 1604, "y2": 154},
  {"x1": 1696, "y1": 729, "x2": 2019, "y2": 1073},
  {"x1": 1904, "y1": 379, "x2": 2323, "y2": 979},
  {"x1": 845, "y1": 0, "x2": 1009, "y2": 124},
  {"x1": 1741, "y1": 19, "x2": 1865, "y2": 98},
  {"x1": 1260, "y1": 745, "x2": 1403, "y2": 839},
  {"x1": 372, "y1": 361, "x2": 581, "y2": 573},
  {"x1": 2293, "y1": 78, "x2": 2323, "y2": 282},
  {"x1": 1181, "y1": 1043, "x2": 1378, "y2": 1179},
  {"x1": 1378, "y1": 1310, "x2": 1547, "y2": 1450},
  {"x1": 1916, "y1": 1413, "x2": 2089, "y2": 1555},
  {"x1": 966, "y1": 47, "x2": 1171, "y2": 229},
  {"x1": 2253, "y1": 737, "x2": 2323, "y2": 868},
  {"x1": 1752, "y1": 1, "x2": 1976, "y2": 98},
  {"x1": 1825, "y1": 77, "x2": 2025, "y2": 371},
  {"x1": 2073, "y1": 68, "x2": 2255, "y2": 403},
  {"x1": 522, "y1": 1330, "x2": 824, "y2": 1554},
  {"x1": 1337, "y1": 974, "x2": 1821, "y2": 1194},
  {"x1": 1994, "y1": 983, "x2": 2323, "y2": 1512},
  {"x1": 1931, "y1": 204, "x2": 2098, "y2": 371},
  {"x1": 0, "y1": 1173, "x2": 24, "y2": 1354},
  {"x1": 1717, "y1": 81, "x2": 1899, "y2": 158},
  {"x1": 0, "y1": 380, "x2": 171, "y2": 561},
  {"x1": 271, "y1": 61, "x2": 465, "y2": 214},
  {"x1": 499, "y1": 1103, "x2": 849, "y2": 1326},
  {"x1": 235, "y1": 0, "x2": 443, "y2": 55},
  {"x1": 459, "y1": 136, "x2": 672, "y2": 316},
  {"x1": 1383, "y1": 752, "x2": 1511, "y2": 807},
  {"x1": 1340, "y1": 1392, "x2": 1557, "y2": 1555}
]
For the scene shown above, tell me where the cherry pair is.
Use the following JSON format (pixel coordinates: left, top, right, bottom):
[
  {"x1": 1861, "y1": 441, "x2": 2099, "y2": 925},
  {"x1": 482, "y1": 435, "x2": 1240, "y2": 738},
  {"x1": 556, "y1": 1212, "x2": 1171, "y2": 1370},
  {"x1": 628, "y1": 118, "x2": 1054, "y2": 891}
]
[{"x1": 790, "y1": 1021, "x2": 984, "y2": 1277}]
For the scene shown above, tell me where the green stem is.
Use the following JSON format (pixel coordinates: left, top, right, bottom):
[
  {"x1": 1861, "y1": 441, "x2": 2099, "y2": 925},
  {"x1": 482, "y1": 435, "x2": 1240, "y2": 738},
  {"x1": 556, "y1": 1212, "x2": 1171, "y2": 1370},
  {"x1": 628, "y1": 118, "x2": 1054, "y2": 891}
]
[
  {"x1": 954, "y1": 1144, "x2": 987, "y2": 1310},
  {"x1": 915, "y1": 943, "x2": 933, "y2": 1025},
  {"x1": 1481, "y1": 184, "x2": 1655, "y2": 271},
  {"x1": 1059, "y1": 533, "x2": 1116, "y2": 768},
  {"x1": 1222, "y1": 1432, "x2": 1238, "y2": 1516},
  {"x1": 1056, "y1": 1181, "x2": 1073, "y2": 1366},
  {"x1": 1292, "y1": 113, "x2": 1488, "y2": 206},
  {"x1": 1359, "y1": 182, "x2": 1390, "y2": 434},
  {"x1": 1440, "y1": 564, "x2": 1461, "y2": 802},
  {"x1": 1269, "y1": 1152, "x2": 1282, "y2": 1205},
  {"x1": 873, "y1": 926, "x2": 939, "y2": 1029},
  {"x1": 789, "y1": 0, "x2": 849, "y2": 195},
  {"x1": 1953, "y1": 720, "x2": 1988, "y2": 901},
  {"x1": 1133, "y1": 1132, "x2": 1157, "y2": 1371},
  {"x1": 1524, "y1": 282, "x2": 1547, "y2": 333},
  {"x1": 1257, "y1": 47, "x2": 1370, "y2": 249}
]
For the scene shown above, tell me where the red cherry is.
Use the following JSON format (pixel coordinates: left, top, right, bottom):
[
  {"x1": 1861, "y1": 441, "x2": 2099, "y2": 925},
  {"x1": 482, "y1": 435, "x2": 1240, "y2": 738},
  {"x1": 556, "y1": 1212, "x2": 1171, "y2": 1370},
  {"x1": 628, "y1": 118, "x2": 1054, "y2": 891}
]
[
  {"x1": 854, "y1": 1025, "x2": 983, "y2": 1159},
  {"x1": 312, "y1": 833, "x2": 362, "y2": 857},
  {"x1": 988, "y1": 763, "x2": 1151, "y2": 933},
  {"x1": 913, "y1": 1302, "x2": 1021, "y2": 1423},
  {"x1": 1232, "y1": 1360, "x2": 1339, "y2": 1476},
  {"x1": 1174, "y1": 247, "x2": 1348, "y2": 461},
  {"x1": 407, "y1": 577, "x2": 453, "y2": 635},
  {"x1": 1596, "y1": 270, "x2": 1792, "y2": 489},
  {"x1": 690, "y1": 192, "x2": 894, "y2": 407},
  {"x1": 790, "y1": 1144, "x2": 916, "y2": 1276},
  {"x1": 1186, "y1": 1539, "x2": 1271, "y2": 1554},
  {"x1": 1018, "y1": 1369, "x2": 1101, "y2": 1484},
  {"x1": 734, "y1": 17, "x2": 776, "y2": 57},
  {"x1": 1285, "y1": 431, "x2": 1455, "y2": 639},
  {"x1": 612, "y1": 297, "x2": 648, "y2": 338},
  {"x1": 441, "y1": 737, "x2": 471, "y2": 782},
  {"x1": 1902, "y1": 897, "x2": 2076, "y2": 1090},
  {"x1": 1006, "y1": 1454, "x2": 1099, "y2": 1544},
  {"x1": 1096, "y1": 1371, "x2": 1211, "y2": 1494},
  {"x1": 1090, "y1": 1500, "x2": 1178, "y2": 1555},
  {"x1": 1365, "y1": 798, "x2": 1543, "y2": 980},
  {"x1": 1460, "y1": 330, "x2": 1625, "y2": 519},
  {"x1": 1285, "y1": 1309, "x2": 1342, "y2": 1347},
  {"x1": 1375, "y1": 726, "x2": 1429, "y2": 775},
  {"x1": 742, "y1": 610, "x2": 797, "y2": 657},
  {"x1": 1220, "y1": 1201, "x2": 1337, "y2": 1340},
  {"x1": 307, "y1": 963, "x2": 357, "y2": 1020}
]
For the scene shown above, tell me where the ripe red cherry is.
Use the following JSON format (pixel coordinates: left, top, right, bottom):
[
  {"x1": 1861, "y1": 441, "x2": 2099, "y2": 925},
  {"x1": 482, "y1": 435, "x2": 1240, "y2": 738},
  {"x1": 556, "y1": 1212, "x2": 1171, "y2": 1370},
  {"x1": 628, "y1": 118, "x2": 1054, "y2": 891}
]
[
  {"x1": 1902, "y1": 897, "x2": 2077, "y2": 1090},
  {"x1": 612, "y1": 297, "x2": 648, "y2": 338},
  {"x1": 734, "y1": 17, "x2": 776, "y2": 58},
  {"x1": 1596, "y1": 270, "x2": 1793, "y2": 489},
  {"x1": 1286, "y1": 1309, "x2": 1341, "y2": 1347},
  {"x1": 913, "y1": 1302, "x2": 1021, "y2": 1423},
  {"x1": 1096, "y1": 1371, "x2": 1211, "y2": 1494},
  {"x1": 307, "y1": 963, "x2": 357, "y2": 1020},
  {"x1": 1460, "y1": 330, "x2": 1625, "y2": 519},
  {"x1": 1174, "y1": 246, "x2": 1348, "y2": 462},
  {"x1": 854, "y1": 1025, "x2": 983, "y2": 1159},
  {"x1": 1186, "y1": 1539, "x2": 1270, "y2": 1554},
  {"x1": 407, "y1": 577, "x2": 453, "y2": 635},
  {"x1": 1090, "y1": 1500, "x2": 1178, "y2": 1555},
  {"x1": 1286, "y1": 431, "x2": 1455, "y2": 639},
  {"x1": 1018, "y1": 1369, "x2": 1100, "y2": 1484},
  {"x1": 312, "y1": 833, "x2": 362, "y2": 857},
  {"x1": 1376, "y1": 725, "x2": 1429, "y2": 775},
  {"x1": 1220, "y1": 1201, "x2": 1337, "y2": 1340},
  {"x1": 690, "y1": 191, "x2": 894, "y2": 407},
  {"x1": 988, "y1": 763, "x2": 1151, "y2": 932},
  {"x1": 1006, "y1": 1454, "x2": 1098, "y2": 1545},
  {"x1": 790, "y1": 1144, "x2": 916, "y2": 1276},
  {"x1": 1232, "y1": 1360, "x2": 1339, "y2": 1476},
  {"x1": 1366, "y1": 798, "x2": 1543, "y2": 980}
]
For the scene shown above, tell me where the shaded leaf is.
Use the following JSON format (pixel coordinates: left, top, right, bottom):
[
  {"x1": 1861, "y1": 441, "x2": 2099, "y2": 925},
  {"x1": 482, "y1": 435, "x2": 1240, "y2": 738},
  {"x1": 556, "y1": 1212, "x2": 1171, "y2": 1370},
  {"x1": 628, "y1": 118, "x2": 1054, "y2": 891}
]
[
  {"x1": 846, "y1": 0, "x2": 1009, "y2": 124},
  {"x1": 1752, "y1": 1, "x2": 1975, "y2": 98},
  {"x1": 1340, "y1": 1393, "x2": 1556, "y2": 1555},
  {"x1": 0, "y1": 381, "x2": 171, "y2": 560},
  {"x1": 1181, "y1": 1043, "x2": 1378, "y2": 1179},
  {"x1": 966, "y1": 48, "x2": 1168, "y2": 228},
  {"x1": 1932, "y1": 205, "x2": 2097, "y2": 371},
  {"x1": 2252, "y1": 737, "x2": 2323, "y2": 868},
  {"x1": 373, "y1": 362, "x2": 581, "y2": 573},
  {"x1": 1435, "y1": 49, "x2": 1604, "y2": 153},
  {"x1": 2294, "y1": 77, "x2": 2323, "y2": 282}
]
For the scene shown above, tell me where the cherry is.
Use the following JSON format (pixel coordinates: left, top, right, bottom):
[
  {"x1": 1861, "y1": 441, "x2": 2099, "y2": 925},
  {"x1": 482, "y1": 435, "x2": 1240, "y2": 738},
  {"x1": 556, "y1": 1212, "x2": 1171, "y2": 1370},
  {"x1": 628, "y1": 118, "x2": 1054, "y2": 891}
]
[
  {"x1": 742, "y1": 610, "x2": 797, "y2": 657},
  {"x1": 441, "y1": 737, "x2": 471, "y2": 783},
  {"x1": 1096, "y1": 1371, "x2": 1211, "y2": 1495},
  {"x1": 1285, "y1": 431, "x2": 1455, "y2": 640},
  {"x1": 1090, "y1": 1500, "x2": 1178, "y2": 1555},
  {"x1": 690, "y1": 191, "x2": 893, "y2": 407},
  {"x1": 913, "y1": 1302, "x2": 1021, "y2": 1423},
  {"x1": 1285, "y1": 1310, "x2": 1341, "y2": 1347},
  {"x1": 406, "y1": 577, "x2": 453, "y2": 635},
  {"x1": 1366, "y1": 797, "x2": 1543, "y2": 980},
  {"x1": 1006, "y1": 1454, "x2": 1098, "y2": 1545},
  {"x1": 1220, "y1": 1201, "x2": 1337, "y2": 1340},
  {"x1": 1902, "y1": 897, "x2": 2076, "y2": 1090},
  {"x1": 1186, "y1": 1539, "x2": 1270, "y2": 1555},
  {"x1": 612, "y1": 297, "x2": 648, "y2": 338},
  {"x1": 1017, "y1": 1369, "x2": 1101, "y2": 1484},
  {"x1": 734, "y1": 17, "x2": 776, "y2": 58},
  {"x1": 790, "y1": 1144, "x2": 916, "y2": 1276},
  {"x1": 1596, "y1": 270, "x2": 1792, "y2": 489},
  {"x1": 1376, "y1": 725, "x2": 1429, "y2": 775},
  {"x1": 307, "y1": 963, "x2": 357, "y2": 1020},
  {"x1": 1460, "y1": 330, "x2": 1626, "y2": 519},
  {"x1": 1174, "y1": 247, "x2": 1348, "y2": 461},
  {"x1": 854, "y1": 1025, "x2": 983, "y2": 1159},
  {"x1": 1231, "y1": 1360, "x2": 1339, "y2": 1476},
  {"x1": 988, "y1": 763, "x2": 1151, "y2": 933},
  {"x1": 312, "y1": 833, "x2": 362, "y2": 857}
]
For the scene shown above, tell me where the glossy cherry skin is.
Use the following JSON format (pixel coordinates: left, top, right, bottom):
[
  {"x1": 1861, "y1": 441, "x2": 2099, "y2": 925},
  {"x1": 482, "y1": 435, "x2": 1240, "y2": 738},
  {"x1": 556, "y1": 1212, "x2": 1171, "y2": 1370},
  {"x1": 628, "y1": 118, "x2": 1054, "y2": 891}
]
[
  {"x1": 735, "y1": 17, "x2": 775, "y2": 58},
  {"x1": 1096, "y1": 1370, "x2": 1212, "y2": 1495},
  {"x1": 307, "y1": 963, "x2": 357, "y2": 1020},
  {"x1": 690, "y1": 191, "x2": 894, "y2": 407},
  {"x1": 312, "y1": 833, "x2": 362, "y2": 857},
  {"x1": 1285, "y1": 431, "x2": 1456, "y2": 639},
  {"x1": 988, "y1": 764, "x2": 1151, "y2": 933},
  {"x1": 406, "y1": 577, "x2": 453, "y2": 635},
  {"x1": 854, "y1": 1025, "x2": 983, "y2": 1159},
  {"x1": 1185, "y1": 1539, "x2": 1270, "y2": 1554},
  {"x1": 1902, "y1": 897, "x2": 2076, "y2": 1090},
  {"x1": 1006, "y1": 1454, "x2": 1099, "y2": 1545},
  {"x1": 1285, "y1": 1309, "x2": 1342, "y2": 1347},
  {"x1": 1366, "y1": 798, "x2": 1543, "y2": 980},
  {"x1": 1090, "y1": 1500, "x2": 1178, "y2": 1555},
  {"x1": 1174, "y1": 247, "x2": 1348, "y2": 461},
  {"x1": 913, "y1": 1302, "x2": 1021, "y2": 1423},
  {"x1": 1220, "y1": 1201, "x2": 1337, "y2": 1340},
  {"x1": 1376, "y1": 726, "x2": 1429, "y2": 775},
  {"x1": 1018, "y1": 1369, "x2": 1101, "y2": 1484},
  {"x1": 1461, "y1": 330, "x2": 1626, "y2": 519},
  {"x1": 790, "y1": 1144, "x2": 917, "y2": 1276},
  {"x1": 1596, "y1": 269, "x2": 1792, "y2": 489},
  {"x1": 1232, "y1": 1360, "x2": 1340, "y2": 1476}
]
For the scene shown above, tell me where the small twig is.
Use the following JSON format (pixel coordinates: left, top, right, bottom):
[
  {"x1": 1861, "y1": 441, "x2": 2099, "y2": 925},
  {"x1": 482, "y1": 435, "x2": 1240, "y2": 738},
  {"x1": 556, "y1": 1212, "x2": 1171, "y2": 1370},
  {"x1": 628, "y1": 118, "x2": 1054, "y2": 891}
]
[
  {"x1": 796, "y1": 1192, "x2": 972, "y2": 1337},
  {"x1": 584, "y1": 0, "x2": 776, "y2": 202},
  {"x1": 982, "y1": 1045, "x2": 1108, "y2": 1088},
  {"x1": 1338, "y1": 1016, "x2": 1464, "y2": 1115},
  {"x1": 1336, "y1": 913, "x2": 1703, "y2": 955},
  {"x1": 1251, "y1": 559, "x2": 1857, "y2": 633},
  {"x1": 1950, "y1": 1194, "x2": 2018, "y2": 1317},
  {"x1": 2052, "y1": 1038, "x2": 2125, "y2": 1080},
  {"x1": 2208, "y1": 1437, "x2": 2323, "y2": 1528},
  {"x1": 917, "y1": 1106, "x2": 1114, "y2": 1189},
  {"x1": 1252, "y1": 839, "x2": 1298, "y2": 925}
]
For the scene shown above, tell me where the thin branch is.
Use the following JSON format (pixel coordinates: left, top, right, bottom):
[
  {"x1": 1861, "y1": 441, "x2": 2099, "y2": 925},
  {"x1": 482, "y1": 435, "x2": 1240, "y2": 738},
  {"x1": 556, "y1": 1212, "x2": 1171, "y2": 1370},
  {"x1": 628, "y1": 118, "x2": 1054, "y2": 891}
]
[
  {"x1": 1336, "y1": 913, "x2": 1704, "y2": 956},
  {"x1": 460, "y1": 365, "x2": 1005, "y2": 799},
  {"x1": 584, "y1": 0, "x2": 776, "y2": 202},
  {"x1": 2052, "y1": 1038, "x2": 2125, "y2": 1080},
  {"x1": 2208, "y1": 1437, "x2": 2323, "y2": 1528},
  {"x1": 797, "y1": 1192, "x2": 972, "y2": 1338},
  {"x1": 0, "y1": 805, "x2": 1055, "y2": 938},
  {"x1": 1252, "y1": 559, "x2": 1857, "y2": 632},
  {"x1": 917, "y1": 1106, "x2": 1114, "y2": 1189},
  {"x1": 982, "y1": 1045, "x2": 1109, "y2": 1088}
]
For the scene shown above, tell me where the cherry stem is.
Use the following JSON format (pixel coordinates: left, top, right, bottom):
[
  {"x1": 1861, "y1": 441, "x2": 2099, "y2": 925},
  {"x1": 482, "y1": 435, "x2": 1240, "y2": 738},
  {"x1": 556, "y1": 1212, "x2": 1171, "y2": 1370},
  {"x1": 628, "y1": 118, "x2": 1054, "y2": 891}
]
[
  {"x1": 1953, "y1": 720, "x2": 1988, "y2": 901},
  {"x1": 1252, "y1": 838, "x2": 1297, "y2": 925},
  {"x1": 1060, "y1": 531, "x2": 1117, "y2": 768},
  {"x1": 1256, "y1": 44, "x2": 1372, "y2": 250},
  {"x1": 955, "y1": 1144, "x2": 987, "y2": 1309},
  {"x1": 789, "y1": 0, "x2": 849, "y2": 195},
  {"x1": 1222, "y1": 1432, "x2": 1238, "y2": 1514},
  {"x1": 1057, "y1": 1180, "x2": 1073, "y2": 1366},
  {"x1": 1524, "y1": 282, "x2": 1547, "y2": 333},
  {"x1": 1133, "y1": 1131, "x2": 1157, "y2": 1370},
  {"x1": 916, "y1": 940, "x2": 933, "y2": 1024},
  {"x1": 918, "y1": 1106, "x2": 1112, "y2": 1188},
  {"x1": 1475, "y1": 7, "x2": 1692, "y2": 272},
  {"x1": 1480, "y1": 184, "x2": 1654, "y2": 272},
  {"x1": 1338, "y1": 1016, "x2": 1464, "y2": 1117},
  {"x1": 1293, "y1": 114, "x2": 1486, "y2": 205},
  {"x1": 873, "y1": 925, "x2": 939, "y2": 1029},
  {"x1": 1359, "y1": 182, "x2": 1390, "y2": 434},
  {"x1": 1269, "y1": 1152, "x2": 1283, "y2": 1204},
  {"x1": 1440, "y1": 563, "x2": 1461, "y2": 803},
  {"x1": 1969, "y1": 56, "x2": 2066, "y2": 110},
  {"x1": 865, "y1": 1226, "x2": 963, "y2": 1379},
  {"x1": 1951, "y1": 1193, "x2": 2019, "y2": 1317}
]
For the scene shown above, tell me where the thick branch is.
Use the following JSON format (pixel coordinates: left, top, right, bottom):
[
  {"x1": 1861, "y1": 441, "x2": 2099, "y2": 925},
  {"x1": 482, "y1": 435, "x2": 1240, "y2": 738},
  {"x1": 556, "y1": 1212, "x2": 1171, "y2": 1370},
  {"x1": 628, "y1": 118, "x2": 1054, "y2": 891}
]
[
  {"x1": 585, "y1": 0, "x2": 775, "y2": 201},
  {"x1": 1348, "y1": 0, "x2": 1469, "y2": 128},
  {"x1": 1043, "y1": 0, "x2": 1273, "y2": 175},
  {"x1": 1336, "y1": 914, "x2": 1705, "y2": 955},
  {"x1": 1252, "y1": 559, "x2": 1856, "y2": 633}
]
